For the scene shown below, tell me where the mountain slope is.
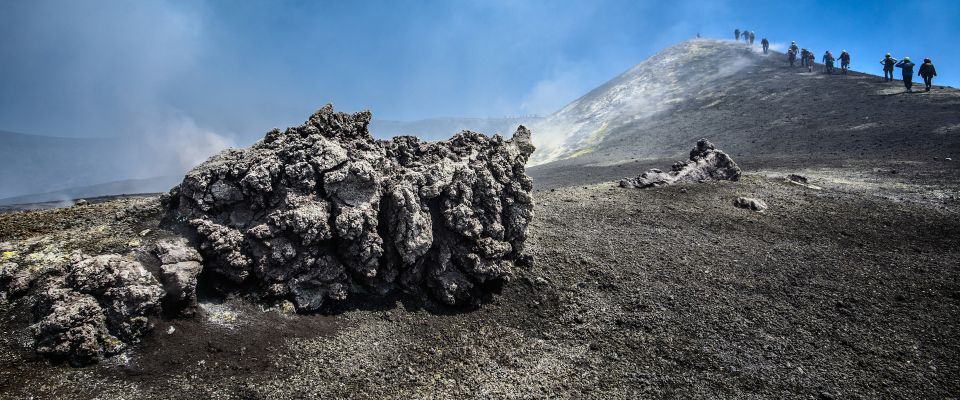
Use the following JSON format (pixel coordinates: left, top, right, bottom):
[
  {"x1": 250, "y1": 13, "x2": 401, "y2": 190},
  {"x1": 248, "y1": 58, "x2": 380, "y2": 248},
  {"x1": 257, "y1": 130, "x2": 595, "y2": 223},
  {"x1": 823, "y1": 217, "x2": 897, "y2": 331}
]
[
  {"x1": 529, "y1": 39, "x2": 960, "y2": 186},
  {"x1": 0, "y1": 130, "x2": 146, "y2": 199}
]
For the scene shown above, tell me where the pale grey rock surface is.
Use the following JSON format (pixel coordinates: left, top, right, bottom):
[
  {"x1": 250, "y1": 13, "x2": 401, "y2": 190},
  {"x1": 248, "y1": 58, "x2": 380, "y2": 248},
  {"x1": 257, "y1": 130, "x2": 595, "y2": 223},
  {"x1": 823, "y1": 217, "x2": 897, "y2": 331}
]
[{"x1": 31, "y1": 254, "x2": 163, "y2": 366}]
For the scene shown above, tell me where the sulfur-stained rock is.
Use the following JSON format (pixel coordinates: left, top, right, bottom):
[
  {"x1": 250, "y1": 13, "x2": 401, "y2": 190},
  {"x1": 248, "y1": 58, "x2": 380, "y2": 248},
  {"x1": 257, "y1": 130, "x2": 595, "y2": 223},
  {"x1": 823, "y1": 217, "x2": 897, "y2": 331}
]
[
  {"x1": 163, "y1": 104, "x2": 535, "y2": 311},
  {"x1": 620, "y1": 139, "x2": 741, "y2": 189}
]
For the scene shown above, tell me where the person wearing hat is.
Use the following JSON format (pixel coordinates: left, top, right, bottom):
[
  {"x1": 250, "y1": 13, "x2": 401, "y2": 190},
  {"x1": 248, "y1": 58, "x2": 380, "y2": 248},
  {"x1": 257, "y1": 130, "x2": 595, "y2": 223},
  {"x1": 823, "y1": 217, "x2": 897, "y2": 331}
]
[
  {"x1": 822, "y1": 50, "x2": 836, "y2": 74},
  {"x1": 838, "y1": 50, "x2": 851, "y2": 75},
  {"x1": 918, "y1": 58, "x2": 937, "y2": 92},
  {"x1": 880, "y1": 53, "x2": 897, "y2": 82},
  {"x1": 895, "y1": 56, "x2": 916, "y2": 91}
]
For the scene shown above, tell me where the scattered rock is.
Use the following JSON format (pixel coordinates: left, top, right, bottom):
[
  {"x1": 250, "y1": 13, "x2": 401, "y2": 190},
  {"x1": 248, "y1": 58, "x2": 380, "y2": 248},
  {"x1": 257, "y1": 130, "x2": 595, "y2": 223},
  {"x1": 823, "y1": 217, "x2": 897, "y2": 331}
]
[
  {"x1": 619, "y1": 139, "x2": 741, "y2": 188},
  {"x1": 786, "y1": 174, "x2": 822, "y2": 190},
  {"x1": 74, "y1": 199, "x2": 88, "y2": 206},
  {"x1": 163, "y1": 105, "x2": 536, "y2": 311},
  {"x1": 733, "y1": 197, "x2": 768, "y2": 212},
  {"x1": 31, "y1": 254, "x2": 163, "y2": 366}
]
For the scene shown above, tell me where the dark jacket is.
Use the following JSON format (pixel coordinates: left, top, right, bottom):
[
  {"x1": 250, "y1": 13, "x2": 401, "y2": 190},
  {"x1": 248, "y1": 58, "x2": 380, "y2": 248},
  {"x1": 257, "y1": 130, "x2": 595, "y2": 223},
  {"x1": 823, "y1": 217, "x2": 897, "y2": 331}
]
[
  {"x1": 895, "y1": 60, "x2": 915, "y2": 76},
  {"x1": 919, "y1": 63, "x2": 937, "y2": 77},
  {"x1": 882, "y1": 57, "x2": 897, "y2": 70},
  {"x1": 839, "y1": 52, "x2": 850, "y2": 62}
]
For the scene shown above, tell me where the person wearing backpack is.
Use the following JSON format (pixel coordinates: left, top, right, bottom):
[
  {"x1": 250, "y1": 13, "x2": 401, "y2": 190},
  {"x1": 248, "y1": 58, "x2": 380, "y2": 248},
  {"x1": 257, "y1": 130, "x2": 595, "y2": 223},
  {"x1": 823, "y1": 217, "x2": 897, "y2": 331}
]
[
  {"x1": 838, "y1": 50, "x2": 851, "y2": 74},
  {"x1": 880, "y1": 53, "x2": 897, "y2": 82},
  {"x1": 735, "y1": 29, "x2": 741, "y2": 41},
  {"x1": 761, "y1": 38, "x2": 770, "y2": 54},
  {"x1": 822, "y1": 51, "x2": 835, "y2": 74},
  {"x1": 918, "y1": 58, "x2": 937, "y2": 92},
  {"x1": 895, "y1": 57, "x2": 916, "y2": 91}
]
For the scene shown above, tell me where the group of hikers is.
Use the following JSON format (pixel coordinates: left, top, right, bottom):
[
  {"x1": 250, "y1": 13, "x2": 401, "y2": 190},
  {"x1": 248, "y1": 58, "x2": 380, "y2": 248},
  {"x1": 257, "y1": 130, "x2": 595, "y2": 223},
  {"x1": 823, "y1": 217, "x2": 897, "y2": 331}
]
[
  {"x1": 785, "y1": 42, "x2": 852, "y2": 75},
  {"x1": 880, "y1": 54, "x2": 938, "y2": 92},
  {"x1": 734, "y1": 29, "x2": 755, "y2": 45},
  {"x1": 779, "y1": 38, "x2": 939, "y2": 92},
  {"x1": 735, "y1": 29, "x2": 771, "y2": 55}
]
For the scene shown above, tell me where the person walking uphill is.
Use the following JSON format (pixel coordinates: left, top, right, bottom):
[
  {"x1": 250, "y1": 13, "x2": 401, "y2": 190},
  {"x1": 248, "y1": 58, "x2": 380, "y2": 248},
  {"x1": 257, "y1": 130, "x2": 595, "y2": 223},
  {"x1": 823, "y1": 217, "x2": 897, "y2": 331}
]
[
  {"x1": 896, "y1": 57, "x2": 916, "y2": 91},
  {"x1": 881, "y1": 53, "x2": 897, "y2": 82},
  {"x1": 919, "y1": 58, "x2": 937, "y2": 91},
  {"x1": 839, "y1": 50, "x2": 851, "y2": 74},
  {"x1": 735, "y1": 29, "x2": 741, "y2": 41},
  {"x1": 761, "y1": 38, "x2": 769, "y2": 54},
  {"x1": 822, "y1": 51, "x2": 835, "y2": 74}
]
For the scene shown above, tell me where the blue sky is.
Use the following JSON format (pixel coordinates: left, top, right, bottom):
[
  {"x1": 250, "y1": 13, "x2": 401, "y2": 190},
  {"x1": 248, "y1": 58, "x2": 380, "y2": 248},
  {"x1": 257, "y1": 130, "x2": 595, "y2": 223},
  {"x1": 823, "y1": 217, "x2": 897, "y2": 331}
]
[{"x1": 1, "y1": 0, "x2": 957, "y2": 143}]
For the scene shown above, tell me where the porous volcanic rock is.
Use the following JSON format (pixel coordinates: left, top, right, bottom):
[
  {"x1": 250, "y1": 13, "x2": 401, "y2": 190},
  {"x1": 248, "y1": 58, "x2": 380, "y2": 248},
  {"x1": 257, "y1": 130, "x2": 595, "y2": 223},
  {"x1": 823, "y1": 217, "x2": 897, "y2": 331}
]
[
  {"x1": 619, "y1": 139, "x2": 741, "y2": 188},
  {"x1": 155, "y1": 238, "x2": 204, "y2": 316},
  {"x1": 31, "y1": 254, "x2": 164, "y2": 366},
  {"x1": 733, "y1": 197, "x2": 768, "y2": 212},
  {"x1": 163, "y1": 105, "x2": 536, "y2": 311}
]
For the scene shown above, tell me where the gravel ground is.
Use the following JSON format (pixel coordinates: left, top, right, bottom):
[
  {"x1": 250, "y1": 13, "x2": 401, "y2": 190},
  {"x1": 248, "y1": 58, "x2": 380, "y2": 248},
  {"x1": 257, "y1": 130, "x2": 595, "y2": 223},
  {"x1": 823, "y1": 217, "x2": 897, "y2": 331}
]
[{"x1": 1, "y1": 162, "x2": 958, "y2": 399}]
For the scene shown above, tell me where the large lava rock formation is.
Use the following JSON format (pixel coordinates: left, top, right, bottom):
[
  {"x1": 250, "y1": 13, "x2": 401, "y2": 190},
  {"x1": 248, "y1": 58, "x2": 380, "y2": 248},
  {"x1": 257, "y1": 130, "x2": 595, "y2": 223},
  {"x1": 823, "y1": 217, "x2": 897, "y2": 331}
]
[{"x1": 163, "y1": 105, "x2": 536, "y2": 312}]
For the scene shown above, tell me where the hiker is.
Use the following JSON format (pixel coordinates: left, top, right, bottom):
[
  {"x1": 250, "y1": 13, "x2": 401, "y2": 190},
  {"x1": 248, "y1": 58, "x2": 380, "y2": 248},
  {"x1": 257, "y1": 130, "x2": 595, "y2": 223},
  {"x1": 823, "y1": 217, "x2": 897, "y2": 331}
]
[
  {"x1": 895, "y1": 57, "x2": 916, "y2": 91},
  {"x1": 880, "y1": 53, "x2": 897, "y2": 82},
  {"x1": 788, "y1": 48, "x2": 797, "y2": 66},
  {"x1": 918, "y1": 58, "x2": 937, "y2": 92},
  {"x1": 800, "y1": 49, "x2": 809, "y2": 67},
  {"x1": 838, "y1": 50, "x2": 851, "y2": 74},
  {"x1": 735, "y1": 29, "x2": 741, "y2": 41},
  {"x1": 761, "y1": 38, "x2": 769, "y2": 54},
  {"x1": 806, "y1": 51, "x2": 815, "y2": 72},
  {"x1": 749, "y1": 32, "x2": 756, "y2": 45},
  {"x1": 822, "y1": 51, "x2": 835, "y2": 74}
]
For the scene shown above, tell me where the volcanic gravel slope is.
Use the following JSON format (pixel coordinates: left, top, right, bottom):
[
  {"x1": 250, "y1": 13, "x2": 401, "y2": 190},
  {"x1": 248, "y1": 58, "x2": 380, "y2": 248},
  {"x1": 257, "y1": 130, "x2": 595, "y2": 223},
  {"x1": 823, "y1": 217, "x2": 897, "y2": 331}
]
[
  {"x1": 529, "y1": 39, "x2": 960, "y2": 189},
  {"x1": 1, "y1": 39, "x2": 960, "y2": 399}
]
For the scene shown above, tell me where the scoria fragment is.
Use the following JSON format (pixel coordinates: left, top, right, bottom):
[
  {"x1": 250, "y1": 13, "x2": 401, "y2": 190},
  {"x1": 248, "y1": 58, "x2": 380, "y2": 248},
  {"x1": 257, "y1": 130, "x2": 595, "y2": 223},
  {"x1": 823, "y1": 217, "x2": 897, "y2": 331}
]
[{"x1": 620, "y1": 139, "x2": 741, "y2": 188}]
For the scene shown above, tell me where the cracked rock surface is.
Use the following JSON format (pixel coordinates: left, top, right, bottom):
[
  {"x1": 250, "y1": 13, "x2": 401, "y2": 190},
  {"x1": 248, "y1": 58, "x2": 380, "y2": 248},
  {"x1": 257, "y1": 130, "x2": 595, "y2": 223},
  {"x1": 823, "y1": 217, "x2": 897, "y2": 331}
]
[
  {"x1": 619, "y1": 139, "x2": 741, "y2": 188},
  {"x1": 155, "y1": 238, "x2": 203, "y2": 316},
  {"x1": 31, "y1": 254, "x2": 163, "y2": 366},
  {"x1": 164, "y1": 105, "x2": 536, "y2": 311}
]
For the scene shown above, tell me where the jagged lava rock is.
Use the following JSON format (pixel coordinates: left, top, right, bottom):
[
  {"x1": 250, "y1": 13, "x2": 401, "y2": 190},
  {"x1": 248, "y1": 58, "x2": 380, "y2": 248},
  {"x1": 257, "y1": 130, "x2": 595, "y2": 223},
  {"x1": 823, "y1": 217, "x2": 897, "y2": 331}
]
[
  {"x1": 32, "y1": 254, "x2": 163, "y2": 366},
  {"x1": 620, "y1": 139, "x2": 741, "y2": 188},
  {"x1": 155, "y1": 238, "x2": 204, "y2": 316},
  {"x1": 163, "y1": 105, "x2": 536, "y2": 311},
  {"x1": 733, "y1": 197, "x2": 768, "y2": 212}
]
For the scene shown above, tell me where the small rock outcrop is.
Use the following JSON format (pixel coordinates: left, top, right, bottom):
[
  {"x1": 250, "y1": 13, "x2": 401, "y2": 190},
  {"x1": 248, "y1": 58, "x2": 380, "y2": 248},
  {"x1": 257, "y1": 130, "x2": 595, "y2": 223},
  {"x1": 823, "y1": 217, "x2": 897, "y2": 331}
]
[
  {"x1": 31, "y1": 254, "x2": 164, "y2": 366},
  {"x1": 733, "y1": 197, "x2": 768, "y2": 212},
  {"x1": 163, "y1": 105, "x2": 536, "y2": 311},
  {"x1": 155, "y1": 239, "x2": 203, "y2": 316},
  {"x1": 619, "y1": 139, "x2": 741, "y2": 188}
]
